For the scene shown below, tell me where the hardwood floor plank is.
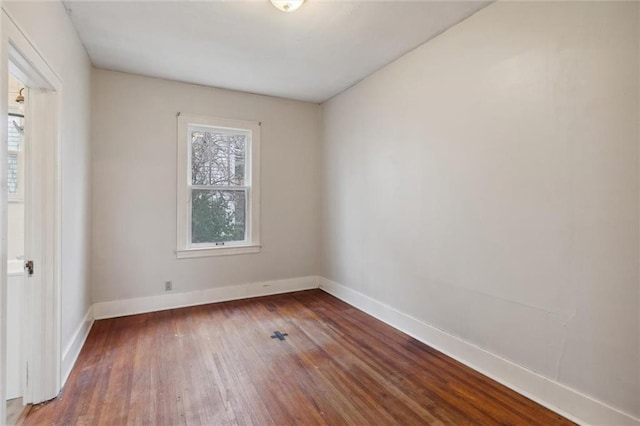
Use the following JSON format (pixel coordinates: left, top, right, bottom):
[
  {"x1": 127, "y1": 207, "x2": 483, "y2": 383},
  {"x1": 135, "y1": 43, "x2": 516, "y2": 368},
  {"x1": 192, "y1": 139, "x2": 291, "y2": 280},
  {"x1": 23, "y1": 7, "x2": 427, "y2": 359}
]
[{"x1": 21, "y1": 290, "x2": 573, "y2": 425}]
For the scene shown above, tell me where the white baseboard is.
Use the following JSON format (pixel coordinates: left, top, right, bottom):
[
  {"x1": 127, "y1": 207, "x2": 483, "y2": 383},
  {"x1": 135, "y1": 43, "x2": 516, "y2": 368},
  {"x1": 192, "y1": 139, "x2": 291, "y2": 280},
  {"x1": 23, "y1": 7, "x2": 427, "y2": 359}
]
[
  {"x1": 318, "y1": 277, "x2": 639, "y2": 426},
  {"x1": 61, "y1": 305, "x2": 94, "y2": 387},
  {"x1": 93, "y1": 276, "x2": 320, "y2": 320}
]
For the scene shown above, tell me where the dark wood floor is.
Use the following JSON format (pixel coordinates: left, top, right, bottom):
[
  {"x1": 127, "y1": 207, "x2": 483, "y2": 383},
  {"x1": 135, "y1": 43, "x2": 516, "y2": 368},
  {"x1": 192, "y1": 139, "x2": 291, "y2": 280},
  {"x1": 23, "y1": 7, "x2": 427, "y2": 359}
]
[{"x1": 21, "y1": 290, "x2": 572, "y2": 425}]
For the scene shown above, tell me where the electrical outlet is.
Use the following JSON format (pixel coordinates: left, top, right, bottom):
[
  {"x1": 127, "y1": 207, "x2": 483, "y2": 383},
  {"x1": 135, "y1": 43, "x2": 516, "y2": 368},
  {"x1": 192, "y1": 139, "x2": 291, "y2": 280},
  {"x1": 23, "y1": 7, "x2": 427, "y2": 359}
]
[{"x1": 165, "y1": 281, "x2": 172, "y2": 291}]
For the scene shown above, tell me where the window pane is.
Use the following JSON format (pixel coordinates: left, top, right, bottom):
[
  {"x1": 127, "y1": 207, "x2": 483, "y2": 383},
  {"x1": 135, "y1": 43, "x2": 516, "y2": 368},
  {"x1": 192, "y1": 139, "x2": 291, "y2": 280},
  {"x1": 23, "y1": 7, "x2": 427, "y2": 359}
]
[
  {"x1": 8, "y1": 154, "x2": 17, "y2": 194},
  {"x1": 8, "y1": 116, "x2": 22, "y2": 151},
  {"x1": 191, "y1": 189, "x2": 246, "y2": 244},
  {"x1": 191, "y1": 129, "x2": 245, "y2": 186}
]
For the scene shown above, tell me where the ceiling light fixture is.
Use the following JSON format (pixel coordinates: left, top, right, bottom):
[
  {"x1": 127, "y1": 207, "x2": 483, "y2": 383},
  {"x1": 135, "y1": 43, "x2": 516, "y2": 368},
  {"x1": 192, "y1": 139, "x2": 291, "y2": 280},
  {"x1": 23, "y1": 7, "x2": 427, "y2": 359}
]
[{"x1": 270, "y1": 0, "x2": 304, "y2": 13}]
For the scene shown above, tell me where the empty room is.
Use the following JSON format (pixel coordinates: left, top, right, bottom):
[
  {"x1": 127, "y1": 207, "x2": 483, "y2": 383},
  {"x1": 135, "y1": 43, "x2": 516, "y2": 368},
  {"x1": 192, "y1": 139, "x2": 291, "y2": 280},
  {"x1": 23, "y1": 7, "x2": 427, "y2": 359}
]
[{"x1": 1, "y1": 0, "x2": 639, "y2": 424}]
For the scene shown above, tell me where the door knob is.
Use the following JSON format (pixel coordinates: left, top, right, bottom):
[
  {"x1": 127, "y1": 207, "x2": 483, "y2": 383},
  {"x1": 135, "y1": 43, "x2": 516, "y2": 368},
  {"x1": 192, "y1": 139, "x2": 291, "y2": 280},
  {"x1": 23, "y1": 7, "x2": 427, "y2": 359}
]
[{"x1": 25, "y1": 260, "x2": 34, "y2": 276}]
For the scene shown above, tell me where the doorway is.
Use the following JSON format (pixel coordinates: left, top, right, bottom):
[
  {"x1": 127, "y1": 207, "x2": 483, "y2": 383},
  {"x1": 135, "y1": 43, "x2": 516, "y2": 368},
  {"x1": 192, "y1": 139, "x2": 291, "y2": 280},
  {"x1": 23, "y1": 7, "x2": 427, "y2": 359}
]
[{"x1": 1, "y1": 10, "x2": 63, "y2": 424}]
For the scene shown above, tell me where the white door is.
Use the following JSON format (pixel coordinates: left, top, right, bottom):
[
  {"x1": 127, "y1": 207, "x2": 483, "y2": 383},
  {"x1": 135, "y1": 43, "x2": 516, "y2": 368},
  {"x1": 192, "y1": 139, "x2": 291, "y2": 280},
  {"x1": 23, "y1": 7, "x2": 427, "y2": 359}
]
[{"x1": 22, "y1": 87, "x2": 60, "y2": 405}]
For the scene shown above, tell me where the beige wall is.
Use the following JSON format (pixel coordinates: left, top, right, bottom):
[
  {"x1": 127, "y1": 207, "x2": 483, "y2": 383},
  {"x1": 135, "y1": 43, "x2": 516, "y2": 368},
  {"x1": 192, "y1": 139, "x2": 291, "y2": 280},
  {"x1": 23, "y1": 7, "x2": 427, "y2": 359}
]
[
  {"x1": 3, "y1": 1, "x2": 93, "y2": 352},
  {"x1": 320, "y1": 1, "x2": 639, "y2": 417},
  {"x1": 91, "y1": 69, "x2": 320, "y2": 302}
]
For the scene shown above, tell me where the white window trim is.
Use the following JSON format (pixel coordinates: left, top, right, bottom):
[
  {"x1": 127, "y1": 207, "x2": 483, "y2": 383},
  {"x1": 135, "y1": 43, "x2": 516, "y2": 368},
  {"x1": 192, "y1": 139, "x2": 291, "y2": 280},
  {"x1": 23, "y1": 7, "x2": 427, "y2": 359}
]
[{"x1": 176, "y1": 113, "x2": 261, "y2": 258}]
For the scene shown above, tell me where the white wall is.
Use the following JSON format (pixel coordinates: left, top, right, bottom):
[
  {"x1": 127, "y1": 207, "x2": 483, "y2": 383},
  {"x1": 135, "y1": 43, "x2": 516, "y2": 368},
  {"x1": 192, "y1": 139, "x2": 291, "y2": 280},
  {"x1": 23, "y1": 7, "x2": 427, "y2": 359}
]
[
  {"x1": 2, "y1": 1, "x2": 93, "y2": 356},
  {"x1": 91, "y1": 70, "x2": 319, "y2": 302},
  {"x1": 320, "y1": 1, "x2": 639, "y2": 419}
]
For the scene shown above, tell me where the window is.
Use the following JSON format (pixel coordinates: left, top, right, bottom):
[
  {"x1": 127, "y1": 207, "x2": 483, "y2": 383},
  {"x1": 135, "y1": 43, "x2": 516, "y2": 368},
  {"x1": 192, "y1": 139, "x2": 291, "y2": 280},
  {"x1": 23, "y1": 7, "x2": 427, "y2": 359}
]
[
  {"x1": 176, "y1": 114, "x2": 260, "y2": 258},
  {"x1": 8, "y1": 114, "x2": 24, "y2": 202}
]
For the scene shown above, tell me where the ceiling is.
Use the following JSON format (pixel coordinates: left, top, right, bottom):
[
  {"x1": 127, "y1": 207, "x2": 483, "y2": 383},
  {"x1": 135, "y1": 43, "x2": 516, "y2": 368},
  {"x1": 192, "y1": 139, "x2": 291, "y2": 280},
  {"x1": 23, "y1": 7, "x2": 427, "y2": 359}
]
[{"x1": 64, "y1": 1, "x2": 490, "y2": 103}]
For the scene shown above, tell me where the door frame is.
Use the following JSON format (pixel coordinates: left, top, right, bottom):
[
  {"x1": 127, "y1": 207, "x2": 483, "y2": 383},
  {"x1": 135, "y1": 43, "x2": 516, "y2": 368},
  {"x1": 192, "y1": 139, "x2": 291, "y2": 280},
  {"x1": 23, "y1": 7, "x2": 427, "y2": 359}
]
[{"x1": 0, "y1": 7, "x2": 62, "y2": 418}]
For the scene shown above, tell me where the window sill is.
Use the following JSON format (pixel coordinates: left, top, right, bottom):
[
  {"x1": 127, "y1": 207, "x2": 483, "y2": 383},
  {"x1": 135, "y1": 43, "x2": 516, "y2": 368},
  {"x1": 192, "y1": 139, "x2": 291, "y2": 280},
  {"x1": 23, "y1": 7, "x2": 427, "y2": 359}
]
[{"x1": 175, "y1": 244, "x2": 261, "y2": 259}]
